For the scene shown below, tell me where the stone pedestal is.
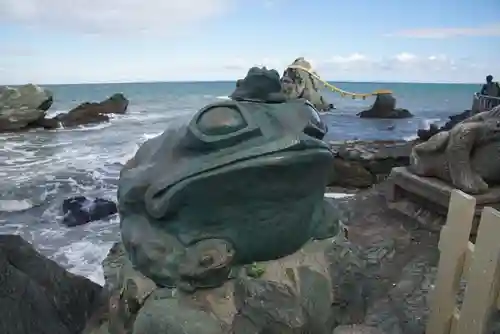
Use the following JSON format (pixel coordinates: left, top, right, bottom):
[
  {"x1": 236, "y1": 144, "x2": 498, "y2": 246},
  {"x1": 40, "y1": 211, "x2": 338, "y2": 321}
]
[{"x1": 385, "y1": 167, "x2": 500, "y2": 233}]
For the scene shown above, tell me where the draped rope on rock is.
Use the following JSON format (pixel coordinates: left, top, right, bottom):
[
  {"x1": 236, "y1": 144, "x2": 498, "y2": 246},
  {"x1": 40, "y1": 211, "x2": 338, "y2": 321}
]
[{"x1": 286, "y1": 64, "x2": 393, "y2": 100}]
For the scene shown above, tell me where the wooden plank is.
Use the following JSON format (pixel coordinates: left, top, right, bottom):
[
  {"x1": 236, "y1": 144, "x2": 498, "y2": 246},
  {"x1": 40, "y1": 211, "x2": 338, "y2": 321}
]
[
  {"x1": 455, "y1": 207, "x2": 500, "y2": 334},
  {"x1": 426, "y1": 190, "x2": 477, "y2": 334},
  {"x1": 461, "y1": 242, "x2": 475, "y2": 281}
]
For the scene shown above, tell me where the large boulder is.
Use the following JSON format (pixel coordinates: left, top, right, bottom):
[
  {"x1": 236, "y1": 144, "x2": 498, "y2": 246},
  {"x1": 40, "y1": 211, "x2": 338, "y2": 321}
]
[
  {"x1": 357, "y1": 93, "x2": 412, "y2": 119},
  {"x1": 281, "y1": 57, "x2": 335, "y2": 111},
  {"x1": 0, "y1": 84, "x2": 53, "y2": 132},
  {"x1": 0, "y1": 234, "x2": 102, "y2": 334},
  {"x1": 55, "y1": 93, "x2": 129, "y2": 127}
]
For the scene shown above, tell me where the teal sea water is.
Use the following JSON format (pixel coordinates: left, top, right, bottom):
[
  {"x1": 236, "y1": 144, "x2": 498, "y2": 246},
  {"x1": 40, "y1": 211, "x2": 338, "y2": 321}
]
[{"x1": 0, "y1": 80, "x2": 480, "y2": 284}]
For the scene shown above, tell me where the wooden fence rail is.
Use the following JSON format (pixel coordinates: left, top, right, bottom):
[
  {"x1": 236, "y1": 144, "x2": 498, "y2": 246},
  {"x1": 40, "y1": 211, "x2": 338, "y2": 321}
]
[
  {"x1": 472, "y1": 93, "x2": 500, "y2": 113},
  {"x1": 426, "y1": 190, "x2": 500, "y2": 334}
]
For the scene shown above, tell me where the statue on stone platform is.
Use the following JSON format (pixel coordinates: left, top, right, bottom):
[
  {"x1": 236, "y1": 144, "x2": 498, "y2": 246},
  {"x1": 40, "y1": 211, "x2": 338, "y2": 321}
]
[
  {"x1": 409, "y1": 105, "x2": 500, "y2": 194},
  {"x1": 85, "y1": 67, "x2": 366, "y2": 334}
]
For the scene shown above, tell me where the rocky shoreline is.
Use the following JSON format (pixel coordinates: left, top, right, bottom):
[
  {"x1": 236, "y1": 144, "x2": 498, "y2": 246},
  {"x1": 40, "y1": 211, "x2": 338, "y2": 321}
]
[
  {"x1": 3, "y1": 183, "x2": 500, "y2": 334},
  {"x1": 0, "y1": 84, "x2": 129, "y2": 132},
  {"x1": 328, "y1": 140, "x2": 415, "y2": 190}
]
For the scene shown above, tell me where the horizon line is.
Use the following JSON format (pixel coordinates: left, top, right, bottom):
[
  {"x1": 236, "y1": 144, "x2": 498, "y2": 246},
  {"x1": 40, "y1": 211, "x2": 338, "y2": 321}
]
[{"x1": 2, "y1": 79, "x2": 484, "y2": 86}]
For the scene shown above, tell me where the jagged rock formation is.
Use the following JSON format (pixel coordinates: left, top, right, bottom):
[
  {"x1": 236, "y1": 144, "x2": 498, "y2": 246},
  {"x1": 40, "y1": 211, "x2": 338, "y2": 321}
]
[
  {"x1": 0, "y1": 235, "x2": 102, "y2": 334},
  {"x1": 0, "y1": 90, "x2": 129, "y2": 132},
  {"x1": 281, "y1": 57, "x2": 335, "y2": 111},
  {"x1": 54, "y1": 93, "x2": 129, "y2": 128},
  {"x1": 417, "y1": 109, "x2": 476, "y2": 141}
]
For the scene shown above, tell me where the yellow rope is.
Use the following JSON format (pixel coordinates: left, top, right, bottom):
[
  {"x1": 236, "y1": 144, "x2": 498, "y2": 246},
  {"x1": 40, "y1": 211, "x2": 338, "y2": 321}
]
[{"x1": 286, "y1": 64, "x2": 393, "y2": 100}]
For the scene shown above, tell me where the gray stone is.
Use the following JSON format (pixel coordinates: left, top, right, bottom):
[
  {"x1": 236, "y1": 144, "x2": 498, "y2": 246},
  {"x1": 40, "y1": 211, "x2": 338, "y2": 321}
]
[
  {"x1": 0, "y1": 234, "x2": 102, "y2": 334},
  {"x1": 0, "y1": 84, "x2": 53, "y2": 131},
  {"x1": 281, "y1": 57, "x2": 335, "y2": 111}
]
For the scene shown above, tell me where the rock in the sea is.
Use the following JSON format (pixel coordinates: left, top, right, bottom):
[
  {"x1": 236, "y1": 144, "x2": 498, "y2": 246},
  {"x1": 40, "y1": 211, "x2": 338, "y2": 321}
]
[
  {"x1": 0, "y1": 84, "x2": 53, "y2": 132},
  {"x1": 416, "y1": 109, "x2": 475, "y2": 141},
  {"x1": 357, "y1": 94, "x2": 412, "y2": 119},
  {"x1": 0, "y1": 234, "x2": 102, "y2": 334},
  {"x1": 62, "y1": 196, "x2": 118, "y2": 227},
  {"x1": 281, "y1": 57, "x2": 335, "y2": 111},
  {"x1": 55, "y1": 93, "x2": 129, "y2": 127}
]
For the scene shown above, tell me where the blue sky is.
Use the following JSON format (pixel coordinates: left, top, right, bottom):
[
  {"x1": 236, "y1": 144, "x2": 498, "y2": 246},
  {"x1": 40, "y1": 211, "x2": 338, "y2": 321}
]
[{"x1": 1, "y1": 0, "x2": 499, "y2": 84}]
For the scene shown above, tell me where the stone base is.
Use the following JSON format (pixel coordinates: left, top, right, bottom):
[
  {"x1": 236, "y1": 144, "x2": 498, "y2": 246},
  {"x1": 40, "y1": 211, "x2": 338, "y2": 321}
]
[{"x1": 385, "y1": 167, "x2": 500, "y2": 233}]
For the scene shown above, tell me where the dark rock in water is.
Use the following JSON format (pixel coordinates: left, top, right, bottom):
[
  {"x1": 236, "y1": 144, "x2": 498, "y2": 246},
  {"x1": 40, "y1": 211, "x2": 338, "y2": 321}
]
[
  {"x1": 357, "y1": 94, "x2": 413, "y2": 119},
  {"x1": 416, "y1": 109, "x2": 475, "y2": 141},
  {"x1": 0, "y1": 234, "x2": 102, "y2": 334},
  {"x1": 62, "y1": 196, "x2": 117, "y2": 227},
  {"x1": 55, "y1": 93, "x2": 129, "y2": 127},
  {"x1": 37, "y1": 95, "x2": 54, "y2": 112}
]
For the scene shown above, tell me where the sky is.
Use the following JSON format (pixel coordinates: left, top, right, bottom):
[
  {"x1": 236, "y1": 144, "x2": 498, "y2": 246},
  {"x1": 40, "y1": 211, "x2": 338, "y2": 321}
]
[{"x1": 0, "y1": 0, "x2": 499, "y2": 84}]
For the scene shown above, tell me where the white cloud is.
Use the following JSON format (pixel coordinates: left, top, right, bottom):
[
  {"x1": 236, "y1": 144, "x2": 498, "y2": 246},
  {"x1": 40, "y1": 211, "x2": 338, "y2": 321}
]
[
  {"x1": 0, "y1": 51, "x2": 497, "y2": 84},
  {"x1": 386, "y1": 23, "x2": 500, "y2": 39},
  {"x1": 0, "y1": 0, "x2": 233, "y2": 35},
  {"x1": 394, "y1": 52, "x2": 417, "y2": 62}
]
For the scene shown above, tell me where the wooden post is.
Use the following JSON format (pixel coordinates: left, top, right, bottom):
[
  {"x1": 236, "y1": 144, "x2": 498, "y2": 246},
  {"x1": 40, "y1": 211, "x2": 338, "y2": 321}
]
[
  {"x1": 426, "y1": 190, "x2": 477, "y2": 334},
  {"x1": 454, "y1": 207, "x2": 500, "y2": 334}
]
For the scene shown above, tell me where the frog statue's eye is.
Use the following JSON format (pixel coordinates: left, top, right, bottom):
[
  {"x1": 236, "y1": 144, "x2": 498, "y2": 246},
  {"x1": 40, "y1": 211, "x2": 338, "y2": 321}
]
[
  {"x1": 303, "y1": 102, "x2": 327, "y2": 140},
  {"x1": 197, "y1": 106, "x2": 248, "y2": 136}
]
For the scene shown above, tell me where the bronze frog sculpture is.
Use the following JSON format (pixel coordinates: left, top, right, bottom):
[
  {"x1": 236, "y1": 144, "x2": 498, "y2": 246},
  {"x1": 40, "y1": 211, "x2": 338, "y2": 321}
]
[
  {"x1": 409, "y1": 105, "x2": 500, "y2": 194},
  {"x1": 85, "y1": 67, "x2": 365, "y2": 334}
]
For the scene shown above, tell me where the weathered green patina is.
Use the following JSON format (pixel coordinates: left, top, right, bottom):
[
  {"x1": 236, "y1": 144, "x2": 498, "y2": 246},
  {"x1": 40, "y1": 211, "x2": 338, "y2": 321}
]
[{"x1": 85, "y1": 67, "x2": 366, "y2": 334}]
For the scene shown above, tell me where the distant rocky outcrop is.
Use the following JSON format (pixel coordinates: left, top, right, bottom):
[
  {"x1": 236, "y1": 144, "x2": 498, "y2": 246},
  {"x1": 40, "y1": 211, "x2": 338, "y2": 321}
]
[
  {"x1": 416, "y1": 109, "x2": 475, "y2": 141},
  {"x1": 357, "y1": 94, "x2": 412, "y2": 119},
  {"x1": 0, "y1": 84, "x2": 54, "y2": 132},
  {"x1": 55, "y1": 93, "x2": 129, "y2": 128},
  {"x1": 0, "y1": 90, "x2": 129, "y2": 132},
  {"x1": 0, "y1": 234, "x2": 102, "y2": 334}
]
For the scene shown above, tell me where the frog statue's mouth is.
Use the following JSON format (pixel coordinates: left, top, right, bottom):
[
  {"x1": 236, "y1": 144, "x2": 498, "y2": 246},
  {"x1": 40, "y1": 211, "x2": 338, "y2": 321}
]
[{"x1": 144, "y1": 144, "x2": 334, "y2": 263}]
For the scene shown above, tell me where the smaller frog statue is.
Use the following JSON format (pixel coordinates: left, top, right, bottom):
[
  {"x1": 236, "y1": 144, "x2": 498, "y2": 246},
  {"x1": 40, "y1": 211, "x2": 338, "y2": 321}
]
[
  {"x1": 409, "y1": 105, "x2": 500, "y2": 194},
  {"x1": 85, "y1": 67, "x2": 366, "y2": 334}
]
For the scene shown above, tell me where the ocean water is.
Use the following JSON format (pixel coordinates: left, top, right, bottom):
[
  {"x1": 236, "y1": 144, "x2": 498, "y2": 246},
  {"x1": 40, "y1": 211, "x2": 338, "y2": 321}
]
[{"x1": 0, "y1": 81, "x2": 479, "y2": 285}]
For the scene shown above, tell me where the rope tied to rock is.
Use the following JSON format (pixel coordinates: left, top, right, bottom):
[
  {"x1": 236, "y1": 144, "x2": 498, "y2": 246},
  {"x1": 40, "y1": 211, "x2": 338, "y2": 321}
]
[{"x1": 286, "y1": 64, "x2": 393, "y2": 100}]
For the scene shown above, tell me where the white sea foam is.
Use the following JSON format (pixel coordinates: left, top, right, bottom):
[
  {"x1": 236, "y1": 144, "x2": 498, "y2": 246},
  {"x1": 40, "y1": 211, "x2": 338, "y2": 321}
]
[
  {"x1": 324, "y1": 192, "x2": 355, "y2": 199},
  {"x1": 0, "y1": 199, "x2": 35, "y2": 212},
  {"x1": 52, "y1": 240, "x2": 113, "y2": 285}
]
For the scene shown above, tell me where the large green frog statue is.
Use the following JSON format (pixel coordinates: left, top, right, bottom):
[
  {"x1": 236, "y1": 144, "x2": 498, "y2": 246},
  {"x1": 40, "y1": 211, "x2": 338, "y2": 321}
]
[{"x1": 84, "y1": 67, "x2": 366, "y2": 334}]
